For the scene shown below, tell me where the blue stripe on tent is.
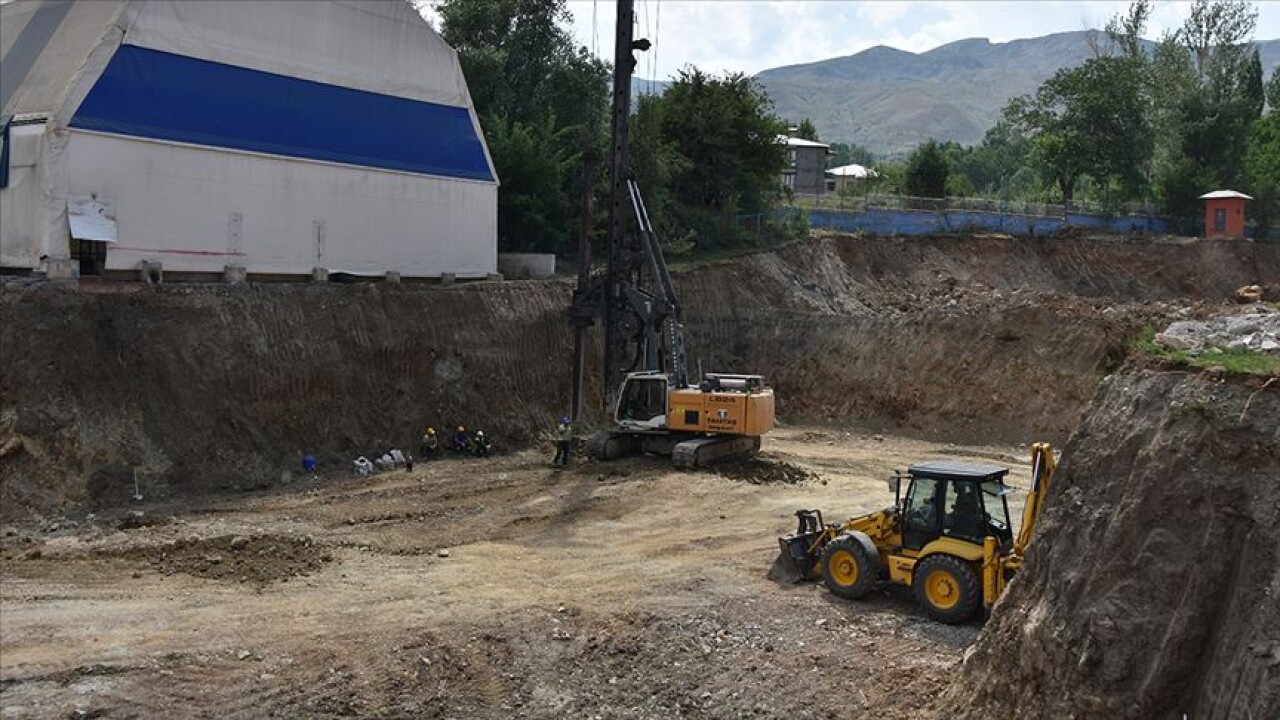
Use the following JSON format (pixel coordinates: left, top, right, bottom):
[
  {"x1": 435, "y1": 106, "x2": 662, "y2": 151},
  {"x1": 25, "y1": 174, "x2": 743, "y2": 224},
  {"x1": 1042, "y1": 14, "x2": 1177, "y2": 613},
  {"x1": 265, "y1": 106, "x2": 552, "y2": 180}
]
[{"x1": 70, "y1": 44, "x2": 493, "y2": 182}]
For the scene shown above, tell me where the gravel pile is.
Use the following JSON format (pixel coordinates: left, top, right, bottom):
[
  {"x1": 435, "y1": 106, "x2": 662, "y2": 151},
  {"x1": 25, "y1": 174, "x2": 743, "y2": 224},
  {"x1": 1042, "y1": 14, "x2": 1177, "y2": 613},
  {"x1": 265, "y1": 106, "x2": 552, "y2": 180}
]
[{"x1": 1154, "y1": 309, "x2": 1280, "y2": 354}]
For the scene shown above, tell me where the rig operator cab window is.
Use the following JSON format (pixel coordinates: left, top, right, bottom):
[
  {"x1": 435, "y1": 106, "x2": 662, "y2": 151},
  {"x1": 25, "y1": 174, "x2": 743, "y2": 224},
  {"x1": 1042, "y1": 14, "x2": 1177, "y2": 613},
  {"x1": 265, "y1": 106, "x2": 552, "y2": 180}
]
[{"x1": 615, "y1": 373, "x2": 669, "y2": 430}]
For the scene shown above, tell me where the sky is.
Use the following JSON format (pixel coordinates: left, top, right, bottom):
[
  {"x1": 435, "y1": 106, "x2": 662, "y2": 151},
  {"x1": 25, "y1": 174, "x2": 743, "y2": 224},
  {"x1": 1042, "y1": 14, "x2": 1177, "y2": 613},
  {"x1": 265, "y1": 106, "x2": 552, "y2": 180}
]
[{"x1": 421, "y1": 1, "x2": 1280, "y2": 79}]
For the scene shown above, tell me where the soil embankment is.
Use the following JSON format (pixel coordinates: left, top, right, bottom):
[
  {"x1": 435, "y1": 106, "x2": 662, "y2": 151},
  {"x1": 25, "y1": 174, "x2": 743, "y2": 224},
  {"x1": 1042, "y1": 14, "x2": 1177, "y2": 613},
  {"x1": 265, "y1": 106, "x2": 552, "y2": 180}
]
[
  {"x1": 0, "y1": 281, "x2": 577, "y2": 519},
  {"x1": 939, "y1": 369, "x2": 1280, "y2": 719},
  {"x1": 678, "y1": 234, "x2": 1277, "y2": 440},
  {"x1": 2, "y1": 233, "x2": 1275, "y2": 522}
]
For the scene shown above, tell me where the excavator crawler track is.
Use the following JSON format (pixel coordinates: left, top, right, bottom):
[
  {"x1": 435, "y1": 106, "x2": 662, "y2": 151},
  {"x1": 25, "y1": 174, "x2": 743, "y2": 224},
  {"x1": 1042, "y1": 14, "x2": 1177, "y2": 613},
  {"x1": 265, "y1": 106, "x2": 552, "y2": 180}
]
[
  {"x1": 672, "y1": 435, "x2": 761, "y2": 468},
  {"x1": 585, "y1": 431, "x2": 641, "y2": 461}
]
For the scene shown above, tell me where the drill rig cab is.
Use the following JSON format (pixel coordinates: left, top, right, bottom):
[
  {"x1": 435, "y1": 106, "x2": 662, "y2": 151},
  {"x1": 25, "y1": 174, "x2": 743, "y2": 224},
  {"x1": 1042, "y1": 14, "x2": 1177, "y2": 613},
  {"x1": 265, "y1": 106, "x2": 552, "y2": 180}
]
[{"x1": 589, "y1": 370, "x2": 775, "y2": 467}]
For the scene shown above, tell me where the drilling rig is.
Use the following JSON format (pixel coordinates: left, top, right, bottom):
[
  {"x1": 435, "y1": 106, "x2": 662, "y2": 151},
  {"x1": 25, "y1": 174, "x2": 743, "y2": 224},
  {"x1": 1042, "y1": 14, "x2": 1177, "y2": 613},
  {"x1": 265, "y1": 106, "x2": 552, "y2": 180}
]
[{"x1": 568, "y1": 0, "x2": 775, "y2": 468}]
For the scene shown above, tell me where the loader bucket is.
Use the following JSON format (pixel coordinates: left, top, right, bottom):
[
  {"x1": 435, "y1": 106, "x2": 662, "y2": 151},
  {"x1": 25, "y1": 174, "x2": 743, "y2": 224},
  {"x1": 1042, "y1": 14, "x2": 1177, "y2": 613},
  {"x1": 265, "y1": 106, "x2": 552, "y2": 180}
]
[{"x1": 767, "y1": 510, "x2": 828, "y2": 584}]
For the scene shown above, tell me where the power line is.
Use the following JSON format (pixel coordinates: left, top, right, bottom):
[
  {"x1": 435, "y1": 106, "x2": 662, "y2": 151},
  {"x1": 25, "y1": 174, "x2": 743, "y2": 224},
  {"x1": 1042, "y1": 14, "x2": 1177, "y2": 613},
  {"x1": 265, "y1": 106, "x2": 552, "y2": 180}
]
[{"x1": 654, "y1": 0, "x2": 661, "y2": 88}]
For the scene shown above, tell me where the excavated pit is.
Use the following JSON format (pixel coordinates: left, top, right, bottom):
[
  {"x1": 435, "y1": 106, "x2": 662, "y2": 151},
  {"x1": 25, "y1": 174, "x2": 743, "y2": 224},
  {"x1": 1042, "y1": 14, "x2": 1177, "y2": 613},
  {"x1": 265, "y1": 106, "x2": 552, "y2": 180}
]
[
  {"x1": 2, "y1": 232, "x2": 1279, "y2": 718},
  {"x1": 938, "y1": 369, "x2": 1280, "y2": 720},
  {"x1": 2, "y1": 232, "x2": 1277, "y2": 523}
]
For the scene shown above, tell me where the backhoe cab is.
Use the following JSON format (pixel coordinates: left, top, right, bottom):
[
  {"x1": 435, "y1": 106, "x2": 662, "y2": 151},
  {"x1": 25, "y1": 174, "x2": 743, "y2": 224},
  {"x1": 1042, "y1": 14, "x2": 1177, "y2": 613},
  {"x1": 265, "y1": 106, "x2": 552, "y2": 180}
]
[{"x1": 775, "y1": 443, "x2": 1056, "y2": 624}]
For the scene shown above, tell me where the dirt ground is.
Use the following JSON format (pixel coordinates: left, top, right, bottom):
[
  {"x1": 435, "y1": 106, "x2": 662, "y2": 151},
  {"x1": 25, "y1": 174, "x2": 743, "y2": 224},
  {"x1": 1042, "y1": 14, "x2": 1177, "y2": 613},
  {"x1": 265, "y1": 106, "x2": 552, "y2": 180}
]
[{"x1": 1, "y1": 427, "x2": 1033, "y2": 719}]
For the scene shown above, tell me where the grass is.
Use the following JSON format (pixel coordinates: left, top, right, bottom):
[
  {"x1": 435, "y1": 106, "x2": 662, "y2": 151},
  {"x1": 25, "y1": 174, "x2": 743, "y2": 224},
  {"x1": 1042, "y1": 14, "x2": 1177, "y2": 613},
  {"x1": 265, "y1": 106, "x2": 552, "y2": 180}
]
[{"x1": 1131, "y1": 326, "x2": 1280, "y2": 376}]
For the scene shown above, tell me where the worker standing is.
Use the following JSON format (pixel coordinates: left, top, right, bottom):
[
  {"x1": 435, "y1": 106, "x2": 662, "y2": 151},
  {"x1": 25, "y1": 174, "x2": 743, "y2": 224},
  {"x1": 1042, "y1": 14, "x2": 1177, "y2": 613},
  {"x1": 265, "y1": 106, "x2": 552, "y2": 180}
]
[{"x1": 552, "y1": 416, "x2": 572, "y2": 467}]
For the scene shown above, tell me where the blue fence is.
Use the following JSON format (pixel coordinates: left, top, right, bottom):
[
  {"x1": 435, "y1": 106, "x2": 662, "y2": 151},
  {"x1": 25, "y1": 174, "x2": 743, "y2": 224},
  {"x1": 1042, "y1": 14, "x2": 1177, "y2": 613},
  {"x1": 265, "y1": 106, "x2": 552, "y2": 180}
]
[{"x1": 800, "y1": 207, "x2": 1172, "y2": 236}]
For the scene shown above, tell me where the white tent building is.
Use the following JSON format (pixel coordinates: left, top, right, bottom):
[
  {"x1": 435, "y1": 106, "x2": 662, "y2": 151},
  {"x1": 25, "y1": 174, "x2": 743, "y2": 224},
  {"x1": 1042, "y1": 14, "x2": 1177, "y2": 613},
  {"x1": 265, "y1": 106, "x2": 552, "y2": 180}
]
[
  {"x1": 824, "y1": 163, "x2": 878, "y2": 194},
  {"x1": 0, "y1": 0, "x2": 497, "y2": 279}
]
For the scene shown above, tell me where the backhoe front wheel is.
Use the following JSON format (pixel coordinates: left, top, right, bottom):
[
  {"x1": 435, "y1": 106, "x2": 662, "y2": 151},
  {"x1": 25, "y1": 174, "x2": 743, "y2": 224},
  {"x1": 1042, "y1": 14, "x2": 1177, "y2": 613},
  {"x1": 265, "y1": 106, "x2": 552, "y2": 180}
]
[
  {"x1": 820, "y1": 535, "x2": 879, "y2": 599},
  {"x1": 912, "y1": 554, "x2": 981, "y2": 624}
]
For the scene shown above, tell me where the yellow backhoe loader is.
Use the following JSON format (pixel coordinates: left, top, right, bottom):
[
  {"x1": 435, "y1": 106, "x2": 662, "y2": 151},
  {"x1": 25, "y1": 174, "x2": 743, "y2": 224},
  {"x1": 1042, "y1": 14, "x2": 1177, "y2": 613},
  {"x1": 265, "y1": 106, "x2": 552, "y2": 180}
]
[{"x1": 773, "y1": 443, "x2": 1056, "y2": 623}]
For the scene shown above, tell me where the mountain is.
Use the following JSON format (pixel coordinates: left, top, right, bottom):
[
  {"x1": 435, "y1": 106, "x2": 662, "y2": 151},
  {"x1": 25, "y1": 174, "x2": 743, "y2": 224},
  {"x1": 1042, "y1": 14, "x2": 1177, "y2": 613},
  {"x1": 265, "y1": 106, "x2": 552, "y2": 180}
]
[
  {"x1": 632, "y1": 78, "x2": 670, "y2": 97},
  {"x1": 756, "y1": 31, "x2": 1280, "y2": 158}
]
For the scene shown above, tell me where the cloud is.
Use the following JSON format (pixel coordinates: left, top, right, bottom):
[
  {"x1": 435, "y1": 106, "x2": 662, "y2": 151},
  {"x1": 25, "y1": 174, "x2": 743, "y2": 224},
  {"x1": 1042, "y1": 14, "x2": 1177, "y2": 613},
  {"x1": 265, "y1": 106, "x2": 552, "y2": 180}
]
[{"x1": 556, "y1": 1, "x2": 1279, "y2": 79}]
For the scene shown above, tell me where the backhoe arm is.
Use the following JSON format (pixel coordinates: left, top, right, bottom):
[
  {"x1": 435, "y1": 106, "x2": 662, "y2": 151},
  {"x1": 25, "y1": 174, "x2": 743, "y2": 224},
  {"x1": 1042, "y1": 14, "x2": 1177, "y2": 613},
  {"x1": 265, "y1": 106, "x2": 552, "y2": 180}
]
[{"x1": 1014, "y1": 442, "x2": 1056, "y2": 555}]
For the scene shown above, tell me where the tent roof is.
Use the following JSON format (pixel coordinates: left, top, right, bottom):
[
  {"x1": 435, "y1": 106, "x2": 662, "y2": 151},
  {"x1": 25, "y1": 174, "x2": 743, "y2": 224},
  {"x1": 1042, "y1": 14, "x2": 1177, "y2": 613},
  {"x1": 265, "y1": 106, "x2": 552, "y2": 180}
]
[
  {"x1": 1198, "y1": 190, "x2": 1252, "y2": 200},
  {"x1": 780, "y1": 135, "x2": 830, "y2": 149},
  {"x1": 2, "y1": 0, "x2": 474, "y2": 119},
  {"x1": 1, "y1": 0, "x2": 127, "y2": 117},
  {"x1": 826, "y1": 163, "x2": 877, "y2": 178}
]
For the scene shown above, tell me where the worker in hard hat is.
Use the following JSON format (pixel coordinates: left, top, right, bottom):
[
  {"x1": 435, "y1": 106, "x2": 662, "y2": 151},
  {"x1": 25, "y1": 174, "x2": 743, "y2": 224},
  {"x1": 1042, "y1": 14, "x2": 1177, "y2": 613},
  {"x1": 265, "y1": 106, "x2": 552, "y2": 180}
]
[
  {"x1": 421, "y1": 427, "x2": 440, "y2": 459},
  {"x1": 451, "y1": 425, "x2": 471, "y2": 453},
  {"x1": 552, "y1": 416, "x2": 573, "y2": 467},
  {"x1": 471, "y1": 430, "x2": 492, "y2": 458}
]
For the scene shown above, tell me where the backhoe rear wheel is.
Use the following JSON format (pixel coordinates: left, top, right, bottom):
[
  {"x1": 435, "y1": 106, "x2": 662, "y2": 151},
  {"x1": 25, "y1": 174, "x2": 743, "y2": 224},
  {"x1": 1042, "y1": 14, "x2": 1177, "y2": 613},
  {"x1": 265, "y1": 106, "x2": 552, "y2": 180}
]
[
  {"x1": 912, "y1": 554, "x2": 980, "y2": 624},
  {"x1": 820, "y1": 535, "x2": 879, "y2": 599}
]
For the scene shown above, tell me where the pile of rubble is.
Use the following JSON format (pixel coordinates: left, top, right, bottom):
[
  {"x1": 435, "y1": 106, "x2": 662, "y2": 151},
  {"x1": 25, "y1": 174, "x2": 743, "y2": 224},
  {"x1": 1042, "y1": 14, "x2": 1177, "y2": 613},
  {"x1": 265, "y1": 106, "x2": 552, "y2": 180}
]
[{"x1": 1154, "y1": 307, "x2": 1280, "y2": 355}]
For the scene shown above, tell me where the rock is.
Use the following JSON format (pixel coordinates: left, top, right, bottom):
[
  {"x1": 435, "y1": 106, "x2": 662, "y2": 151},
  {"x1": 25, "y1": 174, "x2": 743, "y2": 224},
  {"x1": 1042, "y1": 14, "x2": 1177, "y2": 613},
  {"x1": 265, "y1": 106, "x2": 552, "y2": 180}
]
[
  {"x1": 1234, "y1": 284, "x2": 1263, "y2": 303},
  {"x1": 237, "y1": 650, "x2": 252, "y2": 660},
  {"x1": 131, "y1": 571, "x2": 142, "y2": 579},
  {"x1": 229, "y1": 536, "x2": 250, "y2": 550},
  {"x1": 437, "y1": 549, "x2": 450, "y2": 558},
  {"x1": 207, "y1": 555, "x2": 223, "y2": 565},
  {"x1": 1153, "y1": 332, "x2": 1193, "y2": 350},
  {"x1": 873, "y1": 435, "x2": 884, "y2": 442}
]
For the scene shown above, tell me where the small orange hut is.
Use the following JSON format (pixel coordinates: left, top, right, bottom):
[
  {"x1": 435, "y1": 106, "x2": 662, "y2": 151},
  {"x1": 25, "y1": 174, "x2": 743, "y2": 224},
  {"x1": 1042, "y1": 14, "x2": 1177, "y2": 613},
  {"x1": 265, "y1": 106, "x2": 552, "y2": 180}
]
[{"x1": 1199, "y1": 190, "x2": 1252, "y2": 238}]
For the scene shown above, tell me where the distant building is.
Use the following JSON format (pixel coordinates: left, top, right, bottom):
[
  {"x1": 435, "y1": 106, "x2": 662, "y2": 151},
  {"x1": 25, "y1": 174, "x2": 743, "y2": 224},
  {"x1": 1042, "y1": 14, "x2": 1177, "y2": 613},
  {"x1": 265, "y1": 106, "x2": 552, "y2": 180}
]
[
  {"x1": 1199, "y1": 190, "x2": 1251, "y2": 239},
  {"x1": 825, "y1": 163, "x2": 878, "y2": 195},
  {"x1": 1, "y1": 0, "x2": 497, "y2": 280},
  {"x1": 780, "y1": 136, "x2": 832, "y2": 195}
]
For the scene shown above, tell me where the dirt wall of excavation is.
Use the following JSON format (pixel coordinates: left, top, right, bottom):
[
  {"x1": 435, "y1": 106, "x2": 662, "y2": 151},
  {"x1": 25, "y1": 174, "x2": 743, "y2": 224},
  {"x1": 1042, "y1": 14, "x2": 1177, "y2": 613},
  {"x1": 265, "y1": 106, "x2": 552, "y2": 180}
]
[
  {"x1": 3, "y1": 233, "x2": 1276, "y2": 521},
  {"x1": 677, "y1": 234, "x2": 1279, "y2": 441},
  {"x1": 938, "y1": 369, "x2": 1280, "y2": 719},
  {"x1": 0, "y1": 282, "x2": 584, "y2": 519}
]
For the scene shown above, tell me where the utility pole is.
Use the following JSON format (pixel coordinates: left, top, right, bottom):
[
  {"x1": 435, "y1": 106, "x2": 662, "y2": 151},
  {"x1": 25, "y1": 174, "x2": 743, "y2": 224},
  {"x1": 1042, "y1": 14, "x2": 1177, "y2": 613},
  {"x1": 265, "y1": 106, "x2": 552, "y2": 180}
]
[
  {"x1": 569, "y1": 143, "x2": 596, "y2": 422},
  {"x1": 604, "y1": 0, "x2": 650, "y2": 411},
  {"x1": 569, "y1": 0, "x2": 650, "y2": 418}
]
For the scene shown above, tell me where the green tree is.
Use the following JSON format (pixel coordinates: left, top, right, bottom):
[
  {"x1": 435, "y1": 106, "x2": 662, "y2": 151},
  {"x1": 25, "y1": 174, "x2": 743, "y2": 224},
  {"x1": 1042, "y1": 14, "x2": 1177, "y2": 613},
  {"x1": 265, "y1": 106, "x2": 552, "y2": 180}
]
[
  {"x1": 1180, "y1": 0, "x2": 1256, "y2": 84},
  {"x1": 828, "y1": 142, "x2": 877, "y2": 169},
  {"x1": 1238, "y1": 47, "x2": 1265, "y2": 119},
  {"x1": 1267, "y1": 67, "x2": 1280, "y2": 109},
  {"x1": 1105, "y1": 0, "x2": 1152, "y2": 59},
  {"x1": 634, "y1": 68, "x2": 788, "y2": 248},
  {"x1": 1246, "y1": 111, "x2": 1280, "y2": 237},
  {"x1": 482, "y1": 116, "x2": 577, "y2": 252},
  {"x1": 1148, "y1": 1, "x2": 1261, "y2": 220},
  {"x1": 629, "y1": 95, "x2": 694, "y2": 252},
  {"x1": 904, "y1": 140, "x2": 950, "y2": 198},
  {"x1": 1003, "y1": 55, "x2": 1150, "y2": 207},
  {"x1": 794, "y1": 119, "x2": 819, "y2": 141},
  {"x1": 437, "y1": 0, "x2": 609, "y2": 254},
  {"x1": 869, "y1": 162, "x2": 906, "y2": 195}
]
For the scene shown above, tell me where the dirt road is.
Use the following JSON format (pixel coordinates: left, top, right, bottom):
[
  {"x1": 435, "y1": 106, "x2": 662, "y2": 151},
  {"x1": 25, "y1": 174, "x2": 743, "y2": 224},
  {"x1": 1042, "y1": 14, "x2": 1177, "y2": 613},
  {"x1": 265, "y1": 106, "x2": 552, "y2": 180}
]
[{"x1": 1, "y1": 429, "x2": 1033, "y2": 718}]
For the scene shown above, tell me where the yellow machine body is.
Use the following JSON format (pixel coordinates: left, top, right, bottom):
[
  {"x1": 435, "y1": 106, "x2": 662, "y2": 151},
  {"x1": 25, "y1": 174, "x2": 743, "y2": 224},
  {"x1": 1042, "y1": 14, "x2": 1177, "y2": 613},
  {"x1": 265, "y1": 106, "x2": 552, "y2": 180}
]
[
  {"x1": 667, "y1": 386, "x2": 775, "y2": 437},
  {"x1": 775, "y1": 443, "x2": 1056, "y2": 623},
  {"x1": 590, "y1": 372, "x2": 775, "y2": 466}
]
